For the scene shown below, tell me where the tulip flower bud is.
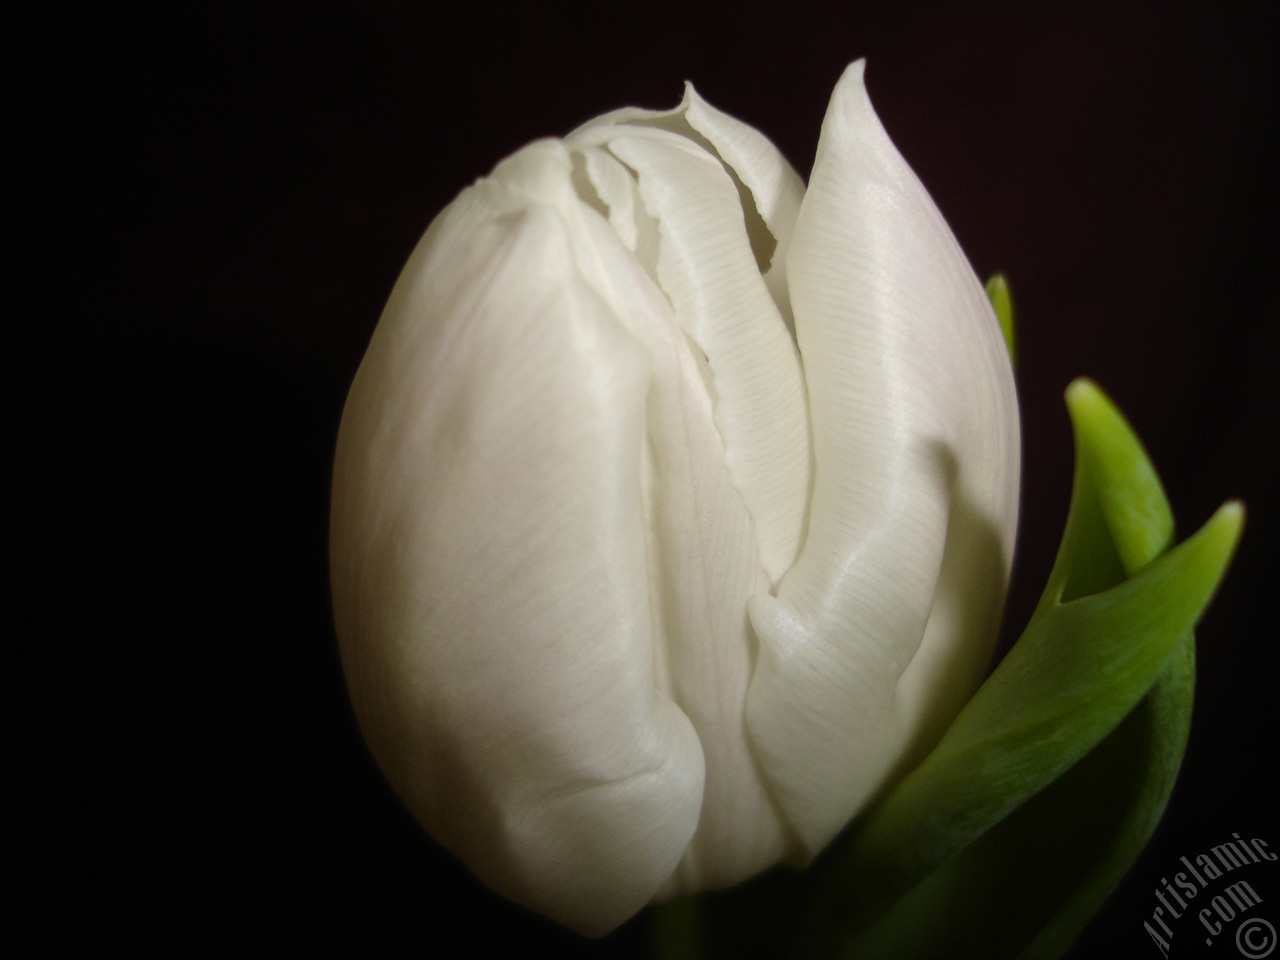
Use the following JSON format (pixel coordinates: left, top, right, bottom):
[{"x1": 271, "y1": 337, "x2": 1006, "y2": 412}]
[{"x1": 331, "y1": 60, "x2": 1019, "y2": 936}]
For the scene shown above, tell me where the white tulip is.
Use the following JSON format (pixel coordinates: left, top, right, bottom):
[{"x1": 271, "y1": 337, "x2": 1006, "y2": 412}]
[{"x1": 330, "y1": 60, "x2": 1019, "y2": 936}]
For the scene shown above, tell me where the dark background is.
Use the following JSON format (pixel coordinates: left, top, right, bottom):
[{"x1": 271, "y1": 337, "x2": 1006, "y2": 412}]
[{"x1": 45, "y1": 0, "x2": 1276, "y2": 955}]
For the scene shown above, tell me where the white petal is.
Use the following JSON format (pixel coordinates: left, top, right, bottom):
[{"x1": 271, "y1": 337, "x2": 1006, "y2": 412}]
[
  {"x1": 572, "y1": 85, "x2": 808, "y2": 329},
  {"x1": 575, "y1": 123, "x2": 811, "y2": 587},
  {"x1": 746, "y1": 61, "x2": 1020, "y2": 856},
  {"x1": 330, "y1": 180, "x2": 706, "y2": 936},
  {"x1": 631, "y1": 253, "x2": 795, "y2": 893},
  {"x1": 679, "y1": 84, "x2": 807, "y2": 327},
  {"x1": 574, "y1": 143, "x2": 643, "y2": 251},
  {"x1": 515, "y1": 135, "x2": 796, "y2": 893}
]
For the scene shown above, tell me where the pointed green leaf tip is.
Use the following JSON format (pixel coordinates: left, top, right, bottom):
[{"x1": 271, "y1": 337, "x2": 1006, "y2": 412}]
[
  {"x1": 792, "y1": 379, "x2": 1242, "y2": 960},
  {"x1": 986, "y1": 273, "x2": 1016, "y2": 366}
]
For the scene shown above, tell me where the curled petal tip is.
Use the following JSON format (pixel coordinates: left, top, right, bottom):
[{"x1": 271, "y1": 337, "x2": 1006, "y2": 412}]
[{"x1": 832, "y1": 58, "x2": 869, "y2": 101}]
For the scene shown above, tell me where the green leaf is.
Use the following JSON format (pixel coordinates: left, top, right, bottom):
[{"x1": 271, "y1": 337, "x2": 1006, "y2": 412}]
[
  {"x1": 840, "y1": 504, "x2": 1238, "y2": 918},
  {"x1": 1014, "y1": 380, "x2": 1201, "y2": 958},
  {"x1": 1016, "y1": 634, "x2": 1194, "y2": 959},
  {"x1": 796, "y1": 380, "x2": 1242, "y2": 960},
  {"x1": 1037, "y1": 379, "x2": 1175, "y2": 612},
  {"x1": 986, "y1": 274, "x2": 1016, "y2": 367}
]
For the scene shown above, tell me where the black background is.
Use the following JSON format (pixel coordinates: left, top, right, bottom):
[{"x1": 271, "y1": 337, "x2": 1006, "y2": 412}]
[{"x1": 42, "y1": 0, "x2": 1277, "y2": 956}]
